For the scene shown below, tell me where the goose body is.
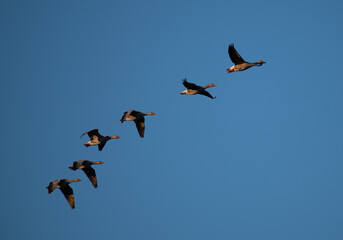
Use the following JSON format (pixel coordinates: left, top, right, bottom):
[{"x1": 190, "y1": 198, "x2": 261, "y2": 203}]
[
  {"x1": 69, "y1": 160, "x2": 104, "y2": 188},
  {"x1": 46, "y1": 178, "x2": 81, "y2": 209},
  {"x1": 227, "y1": 44, "x2": 265, "y2": 73},
  {"x1": 120, "y1": 110, "x2": 156, "y2": 138},
  {"x1": 80, "y1": 129, "x2": 120, "y2": 151},
  {"x1": 180, "y1": 79, "x2": 216, "y2": 99}
]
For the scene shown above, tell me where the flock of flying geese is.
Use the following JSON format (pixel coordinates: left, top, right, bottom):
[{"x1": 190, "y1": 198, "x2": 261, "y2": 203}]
[{"x1": 46, "y1": 44, "x2": 266, "y2": 209}]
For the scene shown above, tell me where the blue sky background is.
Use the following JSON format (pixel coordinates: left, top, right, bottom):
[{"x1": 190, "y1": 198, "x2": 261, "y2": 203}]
[{"x1": 1, "y1": 0, "x2": 343, "y2": 239}]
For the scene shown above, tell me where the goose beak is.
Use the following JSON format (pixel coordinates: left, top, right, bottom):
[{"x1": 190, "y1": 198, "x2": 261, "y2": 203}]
[{"x1": 68, "y1": 166, "x2": 73, "y2": 169}]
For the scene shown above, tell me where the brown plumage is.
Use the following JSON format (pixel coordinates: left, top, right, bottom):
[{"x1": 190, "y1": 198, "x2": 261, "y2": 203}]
[
  {"x1": 80, "y1": 129, "x2": 120, "y2": 151},
  {"x1": 46, "y1": 178, "x2": 82, "y2": 209},
  {"x1": 227, "y1": 44, "x2": 266, "y2": 73},
  {"x1": 69, "y1": 160, "x2": 104, "y2": 188},
  {"x1": 120, "y1": 110, "x2": 156, "y2": 138},
  {"x1": 180, "y1": 79, "x2": 216, "y2": 99}
]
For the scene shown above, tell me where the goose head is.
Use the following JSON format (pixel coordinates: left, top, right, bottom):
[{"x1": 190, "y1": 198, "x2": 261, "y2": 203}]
[
  {"x1": 204, "y1": 83, "x2": 216, "y2": 88},
  {"x1": 257, "y1": 60, "x2": 266, "y2": 66},
  {"x1": 69, "y1": 178, "x2": 82, "y2": 183}
]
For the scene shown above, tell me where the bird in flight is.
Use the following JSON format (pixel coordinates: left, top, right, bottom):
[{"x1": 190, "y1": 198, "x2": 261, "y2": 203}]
[
  {"x1": 226, "y1": 44, "x2": 265, "y2": 74},
  {"x1": 46, "y1": 178, "x2": 82, "y2": 209},
  {"x1": 180, "y1": 78, "x2": 216, "y2": 99},
  {"x1": 120, "y1": 110, "x2": 156, "y2": 138},
  {"x1": 69, "y1": 160, "x2": 104, "y2": 188},
  {"x1": 80, "y1": 129, "x2": 120, "y2": 151}
]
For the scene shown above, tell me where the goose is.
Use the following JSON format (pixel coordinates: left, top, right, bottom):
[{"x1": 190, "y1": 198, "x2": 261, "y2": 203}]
[
  {"x1": 69, "y1": 160, "x2": 104, "y2": 188},
  {"x1": 80, "y1": 129, "x2": 120, "y2": 151},
  {"x1": 180, "y1": 78, "x2": 216, "y2": 99},
  {"x1": 227, "y1": 44, "x2": 265, "y2": 73},
  {"x1": 46, "y1": 178, "x2": 82, "y2": 209},
  {"x1": 120, "y1": 110, "x2": 156, "y2": 138}
]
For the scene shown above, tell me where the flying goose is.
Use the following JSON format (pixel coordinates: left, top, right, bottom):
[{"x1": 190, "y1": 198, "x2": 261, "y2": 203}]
[
  {"x1": 180, "y1": 79, "x2": 216, "y2": 99},
  {"x1": 46, "y1": 178, "x2": 82, "y2": 209},
  {"x1": 69, "y1": 160, "x2": 104, "y2": 188},
  {"x1": 120, "y1": 110, "x2": 156, "y2": 138},
  {"x1": 80, "y1": 129, "x2": 120, "y2": 151},
  {"x1": 227, "y1": 44, "x2": 265, "y2": 73}
]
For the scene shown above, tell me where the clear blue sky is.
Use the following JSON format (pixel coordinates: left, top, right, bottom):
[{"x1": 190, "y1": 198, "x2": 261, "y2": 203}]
[{"x1": 1, "y1": 0, "x2": 343, "y2": 239}]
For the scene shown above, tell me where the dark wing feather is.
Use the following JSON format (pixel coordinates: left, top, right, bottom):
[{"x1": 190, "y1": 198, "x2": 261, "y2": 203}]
[
  {"x1": 228, "y1": 44, "x2": 246, "y2": 65},
  {"x1": 71, "y1": 160, "x2": 83, "y2": 170},
  {"x1": 182, "y1": 79, "x2": 199, "y2": 90},
  {"x1": 80, "y1": 129, "x2": 101, "y2": 139},
  {"x1": 134, "y1": 118, "x2": 145, "y2": 138},
  {"x1": 47, "y1": 180, "x2": 60, "y2": 193},
  {"x1": 87, "y1": 129, "x2": 101, "y2": 139},
  {"x1": 199, "y1": 90, "x2": 216, "y2": 99},
  {"x1": 82, "y1": 167, "x2": 98, "y2": 188},
  {"x1": 130, "y1": 110, "x2": 141, "y2": 117},
  {"x1": 80, "y1": 131, "x2": 88, "y2": 139},
  {"x1": 98, "y1": 142, "x2": 107, "y2": 151},
  {"x1": 60, "y1": 185, "x2": 75, "y2": 209},
  {"x1": 121, "y1": 109, "x2": 134, "y2": 123}
]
